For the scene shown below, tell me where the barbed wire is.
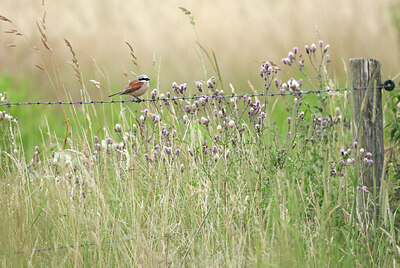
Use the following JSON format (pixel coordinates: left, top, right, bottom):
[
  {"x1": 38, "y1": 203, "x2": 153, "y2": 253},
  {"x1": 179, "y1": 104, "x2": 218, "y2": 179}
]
[{"x1": 0, "y1": 82, "x2": 397, "y2": 107}]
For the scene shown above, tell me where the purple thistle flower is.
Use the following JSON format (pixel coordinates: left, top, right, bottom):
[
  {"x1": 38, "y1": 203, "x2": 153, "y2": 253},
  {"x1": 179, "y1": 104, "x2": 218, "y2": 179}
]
[
  {"x1": 366, "y1": 152, "x2": 372, "y2": 159},
  {"x1": 293, "y1": 47, "x2": 298, "y2": 54},
  {"x1": 326, "y1": 54, "x2": 331, "y2": 63},
  {"x1": 287, "y1": 117, "x2": 292, "y2": 124},
  {"x1": 114, "y1": 123, "x2": 122, "y2": 133},
  {"x1": 164, "y1": 146, "x2": 172, "y2": 155},
  {"x1": 230, "y1": 137, "x2": 236, "y2": 145},
  {"x1": 175, "y1": 149, "x2": 181, "y2": 155},
  {"x1": 106, "y1": 137, "x2": 112, "y2": 144},
  {"x1": 94, "y1": 136, "x2": 99, "y2": 143}
]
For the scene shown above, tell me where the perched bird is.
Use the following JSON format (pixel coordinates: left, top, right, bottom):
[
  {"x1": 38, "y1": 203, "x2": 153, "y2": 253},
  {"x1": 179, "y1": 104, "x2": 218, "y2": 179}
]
[{"x1": 109, "y1": 74, "x2": 150, "y2": 101}]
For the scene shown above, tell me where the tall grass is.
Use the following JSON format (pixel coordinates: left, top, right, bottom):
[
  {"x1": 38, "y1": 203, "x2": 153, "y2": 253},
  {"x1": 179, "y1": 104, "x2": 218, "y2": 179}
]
[
  {"x1": 0, "y1": 0, "x2": 399, "y2": 98},
  {"x1": 0, "y1": 1, "x2": 400, "y2": 267}
]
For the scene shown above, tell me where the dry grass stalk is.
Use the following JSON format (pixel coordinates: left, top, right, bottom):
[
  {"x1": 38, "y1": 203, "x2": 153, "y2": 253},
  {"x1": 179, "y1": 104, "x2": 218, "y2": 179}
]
[
  {"x1": 125, "y1": 41, "x2": 138, "y2": 66},
  {"x1": 64, "y1": 39, "x2": 82, "y2": 84},
  {"x1": 0, "y1": 15, "x2": 12, "y2": 23}
]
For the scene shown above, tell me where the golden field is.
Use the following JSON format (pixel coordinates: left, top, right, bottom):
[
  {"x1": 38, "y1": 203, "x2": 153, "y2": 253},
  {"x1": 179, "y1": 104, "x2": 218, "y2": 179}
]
[{"x1": 0, "y1": 0, "x2": 399, "y2": 98}]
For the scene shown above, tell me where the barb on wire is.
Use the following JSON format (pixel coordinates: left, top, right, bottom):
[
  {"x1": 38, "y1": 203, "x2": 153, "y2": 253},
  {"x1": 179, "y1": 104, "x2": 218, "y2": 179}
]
[{"x1": 0, "y1": 82, "x2": 397, "y2": 107}]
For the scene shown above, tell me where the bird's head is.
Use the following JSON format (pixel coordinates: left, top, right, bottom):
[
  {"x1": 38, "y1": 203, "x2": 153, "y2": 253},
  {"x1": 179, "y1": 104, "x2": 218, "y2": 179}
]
[{"x1": 137, "y1": 74, "x2": 150, "y2": 82}]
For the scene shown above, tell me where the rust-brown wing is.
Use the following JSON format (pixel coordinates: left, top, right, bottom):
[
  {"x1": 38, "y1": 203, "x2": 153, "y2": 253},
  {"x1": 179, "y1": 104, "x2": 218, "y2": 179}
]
[{"x1": 123, "y1": 80, "x2": 142, "y2": 95}]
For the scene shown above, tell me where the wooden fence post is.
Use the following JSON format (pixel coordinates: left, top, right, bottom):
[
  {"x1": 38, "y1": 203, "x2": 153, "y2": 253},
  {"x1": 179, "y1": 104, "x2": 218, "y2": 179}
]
[{"x1": 349, "y1": 58, "x2": 384, "y2": 197}]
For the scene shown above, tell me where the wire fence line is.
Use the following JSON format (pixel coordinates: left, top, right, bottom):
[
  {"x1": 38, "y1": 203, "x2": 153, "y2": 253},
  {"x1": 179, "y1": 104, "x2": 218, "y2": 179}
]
[{"x1": 0, "y1": 82, "x2": 397, "y2": 107}]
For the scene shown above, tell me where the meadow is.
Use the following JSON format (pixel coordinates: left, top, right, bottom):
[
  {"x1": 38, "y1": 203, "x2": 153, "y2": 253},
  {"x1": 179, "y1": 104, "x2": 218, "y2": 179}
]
[{"x1": 1, "y1": 0, "x2": 400, "y2": 266}]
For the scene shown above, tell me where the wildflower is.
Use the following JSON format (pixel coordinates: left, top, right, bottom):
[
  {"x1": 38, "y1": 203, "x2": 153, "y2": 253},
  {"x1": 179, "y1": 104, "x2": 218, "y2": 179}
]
[
  {"x1": 201, "y1": 117, "x2": 209, "y2": 127},
  {"x1": 331, "y1": 169, "x2": 337, "y2": 175},
  {"x1": 397, "y1": 102, "x2": 400, "y2": 112},
  {"x1": 180, "y1": 164, "x2": 184, "y2": 173},
  {"x1": 362, "y1": 185, "x2": 368, "y2": 190},
  {"x1": 164, "y1": 146, "x2": 172, "y2": 154},
  {"x1": 228, "y1": 120, "x2": 235, "y2": 128},
  {"x1": 215, "y1": 134, "x2": 220, "y2": 140},
  {"x1": 106, "y1": 137, "x2": 112, "y2": 144},
  {"x1": 196, "y1": 81, "x2": 203, "y2": 92},
  {"x1": 183, "y1": 114, "x2": 188, "y2": 124},
  {"x1": 292, "y1": 142, "x2": 297, "y2": 149},
  {"x1": 151, "y1": 89, "x2": 158, "y2": 99},
  {"x1": 179, "y1": 83, "x2": 187, "y2": 92},
  {"x1": 144, "y1": 153, "x2": 149, "y2": 159},
  {"x1": 175, "y1": 149, "x2": 181, "y2": 156},
  {"x1": 185, "y1": 105, "x2": 191, "y2": 113},
  {"x1": 207, "y1": 79, "x2": 214, "y2": 89},
  {"x1": 305, "y1": 45, "x2": 310, "y2": 54},
  {"x1": 353, "y1": 141, "x2": 358, "y2": 148},
  {"x1": 310, "y1": 43, "x2": 316, "y2": 52},
  {"x1": 287, "y1": 117, "x2": 292, "y2": 124},
  {"x1": 247, "y1": 97, "x2": 252, "y2": 105},
  {"x1": 94, "y1": 136, "x2": 99, "y2": 143},
  {"x1": 230, "y1": 137, "x2": 236, "y2": 146},
  {"x1": 326, "y1": 55, "x2": 331, "y2": 63},
  {"x1": 360, "y1": 148, "x2": 364, "y2": 154},
  {"x1": 323, "y1": 44, "x2": 330, "y2": 53},
  {"x1": 293, "y1": 46, "x2": 298, "y2": 54},
  {"x1": 366, "y1": 152, "x2": 372, "y2": 159},
  {"x1": 199, "y1": 97, "x2": 207, "y2": 106},
  {"x1": 217, "y1": 125, "x2": 222, "y2": 132},
  {"x1": 287, "y1": 78, "x2": 299, "y2": 91},
  {"x1": 299, "y1": 111, "x2": 304, "y2": 119},
  {"x1": 319, "y1": 40, "x2": 323, "y2": 47},
  {"x1": 347, "y1": 158, "x2": 352, "y2": 165}
]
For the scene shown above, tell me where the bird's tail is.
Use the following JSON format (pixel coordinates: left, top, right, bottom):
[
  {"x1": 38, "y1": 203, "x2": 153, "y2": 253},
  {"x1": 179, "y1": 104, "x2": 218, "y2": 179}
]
[{"x1": 108, "y1": 91, "x2": 123, "y2": 97}]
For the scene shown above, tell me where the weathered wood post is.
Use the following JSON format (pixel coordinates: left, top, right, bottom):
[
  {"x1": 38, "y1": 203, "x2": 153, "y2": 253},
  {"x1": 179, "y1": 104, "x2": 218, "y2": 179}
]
[{"x1": 349, "y1": 58, "x2": 384, "y2": 199}]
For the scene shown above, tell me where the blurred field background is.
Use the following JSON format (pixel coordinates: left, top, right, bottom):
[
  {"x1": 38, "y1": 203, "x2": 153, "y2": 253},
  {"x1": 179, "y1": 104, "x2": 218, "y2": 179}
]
[{"x1": 0, "y1": 0, "x2": 399, "y2": 100}]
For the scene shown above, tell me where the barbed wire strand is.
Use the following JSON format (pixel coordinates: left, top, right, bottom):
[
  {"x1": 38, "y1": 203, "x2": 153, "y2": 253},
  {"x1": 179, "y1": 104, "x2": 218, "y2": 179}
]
[{"x1": 0, "y1": 84, "x2": 398, "y2": 107}]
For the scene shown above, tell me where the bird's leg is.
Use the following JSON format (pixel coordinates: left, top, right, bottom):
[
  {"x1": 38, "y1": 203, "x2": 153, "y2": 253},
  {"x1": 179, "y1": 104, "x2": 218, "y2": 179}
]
[{"x1": 133, "y1": 96, "x2": 142, "y2": 102}]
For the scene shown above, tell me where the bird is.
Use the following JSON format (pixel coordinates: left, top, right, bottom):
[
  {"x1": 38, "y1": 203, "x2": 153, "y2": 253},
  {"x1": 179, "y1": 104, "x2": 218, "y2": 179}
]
[{"x1": 108, "y1": 74, "x2": 150, "y2": 101}]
